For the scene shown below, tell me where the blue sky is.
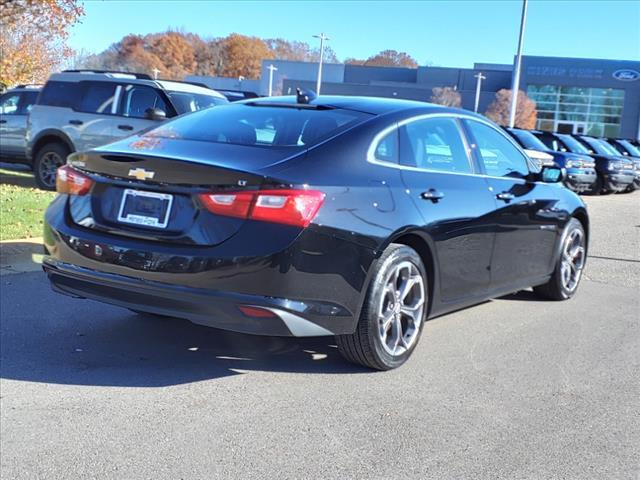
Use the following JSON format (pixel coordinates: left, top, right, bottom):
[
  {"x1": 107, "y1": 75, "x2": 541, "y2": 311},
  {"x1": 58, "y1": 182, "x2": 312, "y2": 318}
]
[{"x1": 69, "y1": 0, "x2": 640, "y2": 67}]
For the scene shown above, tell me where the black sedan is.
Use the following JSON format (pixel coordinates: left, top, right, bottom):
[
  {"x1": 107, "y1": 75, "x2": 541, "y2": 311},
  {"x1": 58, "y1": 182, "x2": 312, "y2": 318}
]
[{"x1": 43, "y1": 95, "x2": 589, "y2": 370}]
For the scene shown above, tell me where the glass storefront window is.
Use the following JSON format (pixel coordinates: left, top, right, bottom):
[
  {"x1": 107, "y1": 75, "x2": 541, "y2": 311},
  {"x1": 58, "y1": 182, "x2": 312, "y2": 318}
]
[{"x1": 527, "y1": 84, "x2": 625, "y2": 137}]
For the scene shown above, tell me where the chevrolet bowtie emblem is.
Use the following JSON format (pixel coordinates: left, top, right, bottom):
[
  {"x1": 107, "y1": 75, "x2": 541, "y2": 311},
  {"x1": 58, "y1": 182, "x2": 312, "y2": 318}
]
[{"x1": 128, "y1": 168, "x2": 155, "y2": 181}]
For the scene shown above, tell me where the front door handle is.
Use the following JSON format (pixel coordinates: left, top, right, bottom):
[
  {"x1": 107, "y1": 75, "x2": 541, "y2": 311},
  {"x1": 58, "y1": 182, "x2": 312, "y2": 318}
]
[
  {"x1": 421, "y1": 189, "x2": 445, "y2": 203},
  {"x1": 117, "y1": 124, "x2": 134, "y2": 131},
  {"x1": 69, "y1": 119, "x2": 83, "y2": 125},
  {"x1": 0, "y1": 119, "x2": 6, "y2": 124},
  {"x1": 496, "y1": 192, "x2": 515, "y2": 202}
]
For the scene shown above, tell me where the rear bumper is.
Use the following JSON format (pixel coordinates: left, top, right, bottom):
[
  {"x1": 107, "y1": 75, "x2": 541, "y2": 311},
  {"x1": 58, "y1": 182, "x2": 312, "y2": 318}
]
[
  {"x1": 43, "y1": 196, "x2": 373, "y2": 337},
  {"x1": 43, "y1": 259, "x2": 343, "y2": 336},
  {"x1": 565, "y1": 168, "x2": 596, "y2": 191}
]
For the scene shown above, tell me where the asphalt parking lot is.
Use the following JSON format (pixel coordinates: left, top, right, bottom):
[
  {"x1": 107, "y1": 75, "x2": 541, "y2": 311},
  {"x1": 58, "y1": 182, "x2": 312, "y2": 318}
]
[{"x1": 1, "y1": 192, "x2": 638, "y2": 479}]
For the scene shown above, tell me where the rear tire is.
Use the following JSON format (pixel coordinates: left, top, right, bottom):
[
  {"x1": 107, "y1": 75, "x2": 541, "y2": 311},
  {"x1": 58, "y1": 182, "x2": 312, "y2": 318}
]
[
  {"x1": 533, "y1": 218, "x2": 586, "y2": 301},
  {"x1": 336, "y1": 244, "x2": 428, "y2": 370},
  {"x1": 34, "y1": 142, "x2": 69, "y2": 190}
]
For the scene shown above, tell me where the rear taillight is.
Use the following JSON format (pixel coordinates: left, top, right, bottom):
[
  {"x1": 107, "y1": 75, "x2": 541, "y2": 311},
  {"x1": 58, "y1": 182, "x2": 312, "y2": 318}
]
[
  {"x1": 56, "y1": 165, "x2": 94, "y2": 195},
  {"x1": 199, "y1": 189, "x2": 325, "y2": 228}
]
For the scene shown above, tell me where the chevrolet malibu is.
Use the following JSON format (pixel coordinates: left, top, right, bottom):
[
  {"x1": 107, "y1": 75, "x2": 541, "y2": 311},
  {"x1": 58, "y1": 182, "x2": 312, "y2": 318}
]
[{"x1": 43, "y1": 95, "x2": 589, "y2": 370}]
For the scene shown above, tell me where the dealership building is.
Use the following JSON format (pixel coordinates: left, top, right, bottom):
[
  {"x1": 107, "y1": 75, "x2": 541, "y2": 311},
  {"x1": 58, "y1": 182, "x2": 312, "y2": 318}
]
[{"x1": 190, "y1": 55, "x2": 640, "y2": 139}]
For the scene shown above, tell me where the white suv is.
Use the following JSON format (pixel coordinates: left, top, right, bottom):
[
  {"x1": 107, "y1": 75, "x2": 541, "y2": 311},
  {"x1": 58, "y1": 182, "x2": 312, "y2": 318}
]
[{"x1": 27, "y1": 70, "x2": 228, "y2": 189}]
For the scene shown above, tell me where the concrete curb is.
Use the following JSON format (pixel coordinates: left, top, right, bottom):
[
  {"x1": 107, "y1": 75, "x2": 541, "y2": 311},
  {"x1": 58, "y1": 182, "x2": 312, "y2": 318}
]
[{"x1": 0, "y1": 237, "x2": 44, "y2": 276}]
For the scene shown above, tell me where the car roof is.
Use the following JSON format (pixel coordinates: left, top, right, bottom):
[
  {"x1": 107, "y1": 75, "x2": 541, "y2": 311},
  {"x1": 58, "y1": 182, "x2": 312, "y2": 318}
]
[
  {"x1": 5, "y1": 85, "x2": 42, "y2": 92},
  {"x1": 245, "y1": 94, "x2": 484, "y2": 117},
  {"x1": 46, "y1": 72, "x2": 225, "y2": 99}
]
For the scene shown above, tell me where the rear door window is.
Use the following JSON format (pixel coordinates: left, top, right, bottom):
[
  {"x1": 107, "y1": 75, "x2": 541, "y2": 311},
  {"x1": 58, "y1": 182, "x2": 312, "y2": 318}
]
[
  {"x1": 18, "y1": 91, "x2": 39, "y2": 114},
  {"x1": 77, "y1": 82, "x2": 117, "y2": 114},
  {"x1": 399, "y1": 117, "x2": 472, "y2": 173},
  {"x1": 38, "y1": 81, "x2": 81, "y2": 108},
  {"x1": 373, "y1": 129, "x2": 399, "y2": 163},
  {"x1": 120, "y1": 85, "x2": 169, "y2": 119}
]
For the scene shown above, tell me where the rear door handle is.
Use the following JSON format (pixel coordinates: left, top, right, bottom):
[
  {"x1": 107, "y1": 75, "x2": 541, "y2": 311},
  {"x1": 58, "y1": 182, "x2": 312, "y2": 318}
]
[
  {"x1": 69, "y1": 119, "x2": 83, "y2": 125},
  {"x1": 496, "y1": 192, "x2": 515, "y2": 202},
  {"x1": 421, "y1": 189, "x2": 445, "y2": 203},
  {"x1": 0, "y1": 120, "x2": 6, "y2": 124},
  {"x1": 117, "y1": 124, "x2": 134, "y2": 131}
]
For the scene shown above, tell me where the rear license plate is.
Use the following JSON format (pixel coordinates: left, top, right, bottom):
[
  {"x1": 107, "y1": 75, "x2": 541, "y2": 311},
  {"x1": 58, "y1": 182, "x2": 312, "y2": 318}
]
[{"x1": 117, "y1": 189, "x2": 173, "y2": 229}]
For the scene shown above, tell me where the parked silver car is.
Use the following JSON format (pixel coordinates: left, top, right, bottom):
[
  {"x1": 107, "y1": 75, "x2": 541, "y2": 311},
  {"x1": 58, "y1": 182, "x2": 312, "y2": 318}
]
[
  {"x1": 26, "y1": 70, "x2": 228, "y2": 189},
  {"x1": 0, "y1": 84, "x2": 41, "y2": 163}
]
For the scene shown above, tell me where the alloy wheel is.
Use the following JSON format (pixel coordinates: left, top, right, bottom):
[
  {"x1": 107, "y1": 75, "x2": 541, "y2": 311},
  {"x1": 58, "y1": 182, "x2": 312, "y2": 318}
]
[
  {"x1": 377, "y1": 260, "x2": 425, "y2": 356},
  {"x1": 560, "y1": 228, "x2": 585, "y2": 292},
  {"x1": 39, "y1": 152, "x2": 64, "y2": 188}
]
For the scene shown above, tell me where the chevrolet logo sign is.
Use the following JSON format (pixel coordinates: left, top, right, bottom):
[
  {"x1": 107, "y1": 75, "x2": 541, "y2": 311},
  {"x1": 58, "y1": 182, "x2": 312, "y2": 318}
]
[{"x1": 128, "y1": 168, "x2": 155, "y2": 181}]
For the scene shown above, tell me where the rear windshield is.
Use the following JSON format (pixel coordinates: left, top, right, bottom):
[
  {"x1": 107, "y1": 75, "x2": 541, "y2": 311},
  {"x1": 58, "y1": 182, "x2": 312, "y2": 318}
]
[
  {"x1": 143, "y1": 103, "x2": 371, "y2": 147},
  {"x1": 166, "y1": 91, "x2": 228, "y2": 114}
]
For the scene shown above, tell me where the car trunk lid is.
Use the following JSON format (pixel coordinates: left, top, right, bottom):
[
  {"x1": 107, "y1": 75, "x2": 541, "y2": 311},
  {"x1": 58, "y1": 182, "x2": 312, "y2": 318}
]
[{"x1": 66, "y1": 139, "x2": 301, "y2": 246}]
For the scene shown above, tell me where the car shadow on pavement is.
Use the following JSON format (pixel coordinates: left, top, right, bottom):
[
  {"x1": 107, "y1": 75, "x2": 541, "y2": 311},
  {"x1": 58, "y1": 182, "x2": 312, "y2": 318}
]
[
  {"x1": 497, "y1": 289, "x2": 540, "y2": 302},
  {"x1": 0, "y1": 304, "x2": 372, "y2": 388}
]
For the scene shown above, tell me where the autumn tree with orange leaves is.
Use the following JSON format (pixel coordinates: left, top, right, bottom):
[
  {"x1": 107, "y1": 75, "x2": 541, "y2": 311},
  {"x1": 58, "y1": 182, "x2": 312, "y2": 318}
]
[
  {"x1": 345, "y1": 50, "x2": 418, "y2": 68},
  {"x1": 0, "y1": 0, "x2": 84, "y2": 88},
  {"x1": 485, "y1": 89, "x2": 538, "y2": 129}
]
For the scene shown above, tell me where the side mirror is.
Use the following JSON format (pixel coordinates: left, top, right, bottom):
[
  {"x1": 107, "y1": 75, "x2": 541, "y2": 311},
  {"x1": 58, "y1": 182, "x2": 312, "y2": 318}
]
[
  {"x1": 144, "y1": 107, "x2": 167, "y2": 121},
  {"x1": 540, "y1": 165, "x2": 565, "y2": 183}
]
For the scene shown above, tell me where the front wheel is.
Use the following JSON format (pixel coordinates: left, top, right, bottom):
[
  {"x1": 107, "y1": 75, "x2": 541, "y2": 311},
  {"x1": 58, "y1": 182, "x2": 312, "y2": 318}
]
[
  {"x1": 533, "y1": 218, "x2": 586, "y2": 300},
  {"x1": 336, "y1": 244, "x2": 428, "y2": 370}
]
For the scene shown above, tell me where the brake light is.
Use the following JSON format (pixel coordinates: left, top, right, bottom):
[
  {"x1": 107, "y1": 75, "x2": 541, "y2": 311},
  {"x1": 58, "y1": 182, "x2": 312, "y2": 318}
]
[
  {"x1": 198, "y1": 189, "x2": 325, "y2": 228},
  {"x1": 56, "y1": 165, "x2": 94, "y2": 195}
]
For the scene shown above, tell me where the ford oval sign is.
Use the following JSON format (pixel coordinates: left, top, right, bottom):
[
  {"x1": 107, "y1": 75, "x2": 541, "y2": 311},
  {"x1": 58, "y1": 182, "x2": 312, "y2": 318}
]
[{"x1": 612, "y1": 69, "x2": 640, "y2": 81}]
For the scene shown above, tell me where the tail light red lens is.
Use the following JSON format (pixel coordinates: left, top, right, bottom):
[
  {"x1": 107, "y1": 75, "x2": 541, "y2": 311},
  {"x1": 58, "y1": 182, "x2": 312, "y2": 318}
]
[
  {"x1": 56, "y1": 165, "x2": 94, "y2": 195},
  {"x1": 198, "y1": 189, "x2": 325, "y2": 228}
]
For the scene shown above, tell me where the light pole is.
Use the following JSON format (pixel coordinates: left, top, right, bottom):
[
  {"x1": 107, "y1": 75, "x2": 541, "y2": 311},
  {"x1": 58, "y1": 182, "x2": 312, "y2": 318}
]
[
  {"x1": 313, "y1": 33, "x2": 330, "y2": 95},
  {"x1": 474, "y1": 72, "x2": 486, "y2": 113},
  {"x1": 508, "y1": 0, "x2": 529, "y2": 128},
  {"x1": 267, "y1": 64, "x2": 278, "y2": 97}
]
